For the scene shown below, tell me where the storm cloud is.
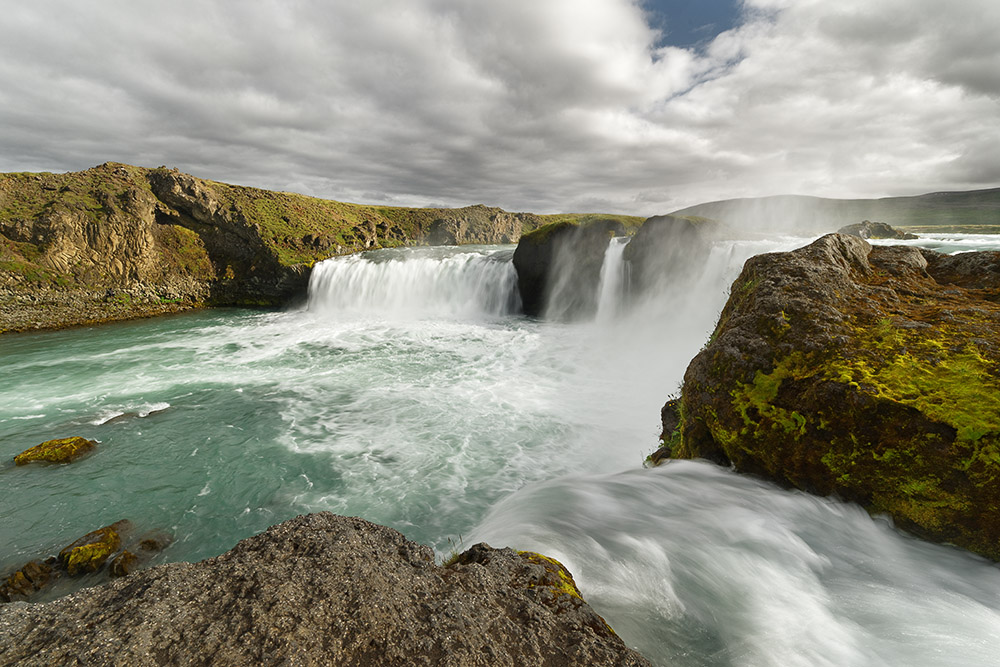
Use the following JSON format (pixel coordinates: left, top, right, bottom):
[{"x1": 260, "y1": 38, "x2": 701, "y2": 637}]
[{"x1": 1, "y1": 0, "x2": 997, "y2": 214}]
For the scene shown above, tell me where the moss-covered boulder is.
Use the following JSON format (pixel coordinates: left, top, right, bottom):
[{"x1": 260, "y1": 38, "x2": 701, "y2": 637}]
[
  {"x1": 58, "y1": 520, "x2": 130, "y2": 576},
  {"x1": 667, "y1": 234, "x2": 1000, "y2": 559},
  {"x1": 13, "y1": 436, "x2": 96, "y2": 465}
]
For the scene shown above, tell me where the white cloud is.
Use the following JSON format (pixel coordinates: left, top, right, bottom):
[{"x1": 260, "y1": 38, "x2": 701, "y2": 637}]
[{"x1": 0, "y1": 0, "x2": 996, "y2": 214}]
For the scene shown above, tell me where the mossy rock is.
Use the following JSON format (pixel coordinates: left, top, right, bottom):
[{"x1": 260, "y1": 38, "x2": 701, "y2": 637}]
[
  {"x1": 58, "y1": 520, "x2": 129, "y2": 576},
  {"x1": 0, "y1": 560, "x2": 55, "y2": 602},
  {"x1": 672, "y1": 234, "x2": 1000, "y2": 559},
  {"x1": 13, "y1": 436, "x2": 97, "y2": 465}
]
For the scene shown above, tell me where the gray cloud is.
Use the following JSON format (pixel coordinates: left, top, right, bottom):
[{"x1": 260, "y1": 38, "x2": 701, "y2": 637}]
[{"x1": 0, "y1": 0, "x2": 997, "y2": 215}]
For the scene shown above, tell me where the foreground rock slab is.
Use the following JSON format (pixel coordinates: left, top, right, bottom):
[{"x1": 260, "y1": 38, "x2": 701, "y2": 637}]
[
  {"x1": 668, "y1": 234, "x2": 1000, "y2": 559},
  {"x1": 0, "y1": 513, "x2": 651, "y2": 666}
]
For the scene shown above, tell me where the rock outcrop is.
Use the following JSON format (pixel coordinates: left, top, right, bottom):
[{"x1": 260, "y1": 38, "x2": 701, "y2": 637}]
[
  {"x1": 663, "y1": 234, "x2": 1000, "y2": 559},
  {"x1": 837, "y1": 220, "x2": 918, "y2": 240},
  {"x1": 0, "y1": 163, "x2": 551, "y2": 333},
  {"x1": 512, "y1": 219, "x2": 625, "y2": 318},
  {"x1": 621, "y1": 215, "x2": 710, "y2": 296},
  {"x1": 0, "y1": 513, "x2": 651, "y2": 666}
]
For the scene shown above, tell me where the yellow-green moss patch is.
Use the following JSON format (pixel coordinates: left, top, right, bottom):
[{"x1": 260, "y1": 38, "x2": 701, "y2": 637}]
[{"x1": 13, "y1": 436, "x2": 97, "y2": 465}]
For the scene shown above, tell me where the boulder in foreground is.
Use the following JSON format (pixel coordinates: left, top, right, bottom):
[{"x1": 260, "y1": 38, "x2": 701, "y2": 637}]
[
  {"x1": 667, "y1": 234, "x2": 1000, "y2": 559},
  {"x1": 0, "y1": 512, "x2": 651, "y2": 666}
]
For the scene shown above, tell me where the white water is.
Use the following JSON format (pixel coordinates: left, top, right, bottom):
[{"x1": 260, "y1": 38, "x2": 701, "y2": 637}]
[
  {"x1": 3, "y1": 231, "x2": 1000, "y2": 665},
  {"x1": 596, "y1": 236, "x2": 629, "y2": 322},
  {"x1": 307, "y1": 245, "x2": 520, "y2": 318}
]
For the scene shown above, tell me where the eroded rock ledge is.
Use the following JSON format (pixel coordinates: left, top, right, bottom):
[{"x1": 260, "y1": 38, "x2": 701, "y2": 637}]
[
  {"x1": 662, "y1": 234, "x2": 1000, "y2": 559},
  {"x1": 0, "y1": 513, "x2": 651, "y2": 667}
]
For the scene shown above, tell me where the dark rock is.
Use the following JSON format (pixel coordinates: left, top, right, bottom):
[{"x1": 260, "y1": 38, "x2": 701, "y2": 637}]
[
  {"x1": 0, "y1": 513, "x2": 652, "y2": 666},
  {"x1": 512, "y1": 219, "x2": 624, "y2": 318},
  {"x1": 669, "y1": 233, "x2": 1000, "y2": 559},
  {"x1": 0, "y1": 561, "x2": 55, "y2": 602},
  {"x1": 13, "y1": 436, "x2": 97, "y2": 465},
  {"x1": 622, "y1": 215, "x2": 711, "y2": 297},
  {"x1": 837, "y1": 220, "x2": 918, "y2": 240},
  {"x1": 109, "y1": 551, "x2": 138, "y2": 578}
]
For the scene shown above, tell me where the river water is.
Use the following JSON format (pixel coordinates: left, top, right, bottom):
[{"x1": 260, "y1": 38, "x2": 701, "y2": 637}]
[{"x1": 2, "y1": 233, "x2": 1000, "y2": 665}]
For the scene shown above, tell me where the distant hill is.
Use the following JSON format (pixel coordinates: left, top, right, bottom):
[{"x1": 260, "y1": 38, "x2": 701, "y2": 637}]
[{"x1": 671, "y1": 188, "x2": 1000, "y2": 235}]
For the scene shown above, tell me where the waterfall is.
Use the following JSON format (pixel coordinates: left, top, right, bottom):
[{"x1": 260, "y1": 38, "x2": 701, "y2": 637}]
[
  {"x1": 595, "y1": 236, "x2": 629, "y2": 322},
  {"x1": 306, "y1": 246, "x2": 521, "y2": 319}
]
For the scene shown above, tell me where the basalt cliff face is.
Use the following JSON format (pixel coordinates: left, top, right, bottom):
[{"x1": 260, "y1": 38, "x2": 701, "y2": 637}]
[
  {"x1": 0, "y1": 513, "x2": 651, "y2": 667},
  {"x1": 0, "y1": 163, "x2": 546, "y2": 333},
  {"x1": 662, "y1": 234, "x2": 1000, "y2": 559}
]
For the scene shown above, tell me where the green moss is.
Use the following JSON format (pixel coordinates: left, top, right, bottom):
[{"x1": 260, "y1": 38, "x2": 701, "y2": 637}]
[
  {"x1": 826, "y1": 326, "x2": 1000, "y2": 446},
  {"x1": 517, "y1": 551, "x2": 583, "y2": 600},
  {"x1": 13, "y1": 436, "x2": 96, "y2": 465}
]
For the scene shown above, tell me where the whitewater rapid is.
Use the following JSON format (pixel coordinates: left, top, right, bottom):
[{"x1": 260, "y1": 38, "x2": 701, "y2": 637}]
[{"x1": 2, "y1": 232, "x2": 1000, "y2": 665}]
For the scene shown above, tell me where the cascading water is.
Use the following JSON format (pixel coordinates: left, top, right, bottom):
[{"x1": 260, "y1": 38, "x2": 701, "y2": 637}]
[
  {"x1": 595, "y1": 236, "x2": 630, "y2": 321},
  {"x1": 307, "y1": 245, "x2": 521, "y2": 318},
  {"x1": 3, "y1": 233, "x2": 1000, "y2": 665}
]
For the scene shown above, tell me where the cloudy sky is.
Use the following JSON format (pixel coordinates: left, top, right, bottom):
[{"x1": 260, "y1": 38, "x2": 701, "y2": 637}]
[{"x1": 1, "y1": 0, "x2": 997, "y2": 215}]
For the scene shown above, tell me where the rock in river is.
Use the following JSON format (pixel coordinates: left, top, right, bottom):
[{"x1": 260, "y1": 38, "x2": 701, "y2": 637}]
[{"x1": 13, "y1": 436, "x2": 96, "y2": 465}]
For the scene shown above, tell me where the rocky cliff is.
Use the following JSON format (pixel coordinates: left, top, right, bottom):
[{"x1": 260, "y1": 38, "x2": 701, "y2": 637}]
[
  {"x1": 512, "y1": 219, "x2": 628, "y2": 318},
  {"x1": 0, "y1": 163, "x2": 550, "y2": 333},
  {"x1": 659, "y1": 234, "x2": 1000, "y2": 559},
  {"x1": 0, "y1": 513, "x2": 651, "y2": 666}
]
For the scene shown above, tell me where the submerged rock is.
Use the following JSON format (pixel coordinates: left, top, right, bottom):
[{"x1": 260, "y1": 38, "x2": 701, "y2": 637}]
[
  {"x1": 13, "y1": 436, "x2": 96, "y2": 465},
  {"x1": 837, "y1": 220, "x2": 918, "y2": 240},
  {"x1": 0, "y1": 513, "x2": 651, "y2": 666},
  {"x1": 668, "y1": 234, "x2": 1000, "y2": 559}
]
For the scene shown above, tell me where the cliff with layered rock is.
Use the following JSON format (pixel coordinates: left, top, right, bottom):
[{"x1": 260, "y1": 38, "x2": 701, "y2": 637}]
[
  {"x1": 0, "y1": 512, "x2": 651, "y2": 666},
  {"x1": 658, "y1": 234, "x2": 1000, "y2": 559},
  {"x1": 0, "y1": 163, "x2": 555, "y2": 333}
]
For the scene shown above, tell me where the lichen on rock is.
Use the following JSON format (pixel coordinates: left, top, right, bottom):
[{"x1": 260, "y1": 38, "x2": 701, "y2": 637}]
[
  {"x1": 666, "y1": 233, "x2": 1000, "y2": 559},
  {"x1": 13, "y1": 436, "x2": 96, "y2": 465},
  {"x1": 58, "y1": 520, "x2": 130, "y2": 576}
]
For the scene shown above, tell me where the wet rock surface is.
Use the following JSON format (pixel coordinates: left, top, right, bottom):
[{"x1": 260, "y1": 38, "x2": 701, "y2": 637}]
[
  {"x1": 0, "y1": 513, "x2": 651, "y2": 666},
  {"x1": 667, "y1": 234, "x2": 1000, "y2": 559}
]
